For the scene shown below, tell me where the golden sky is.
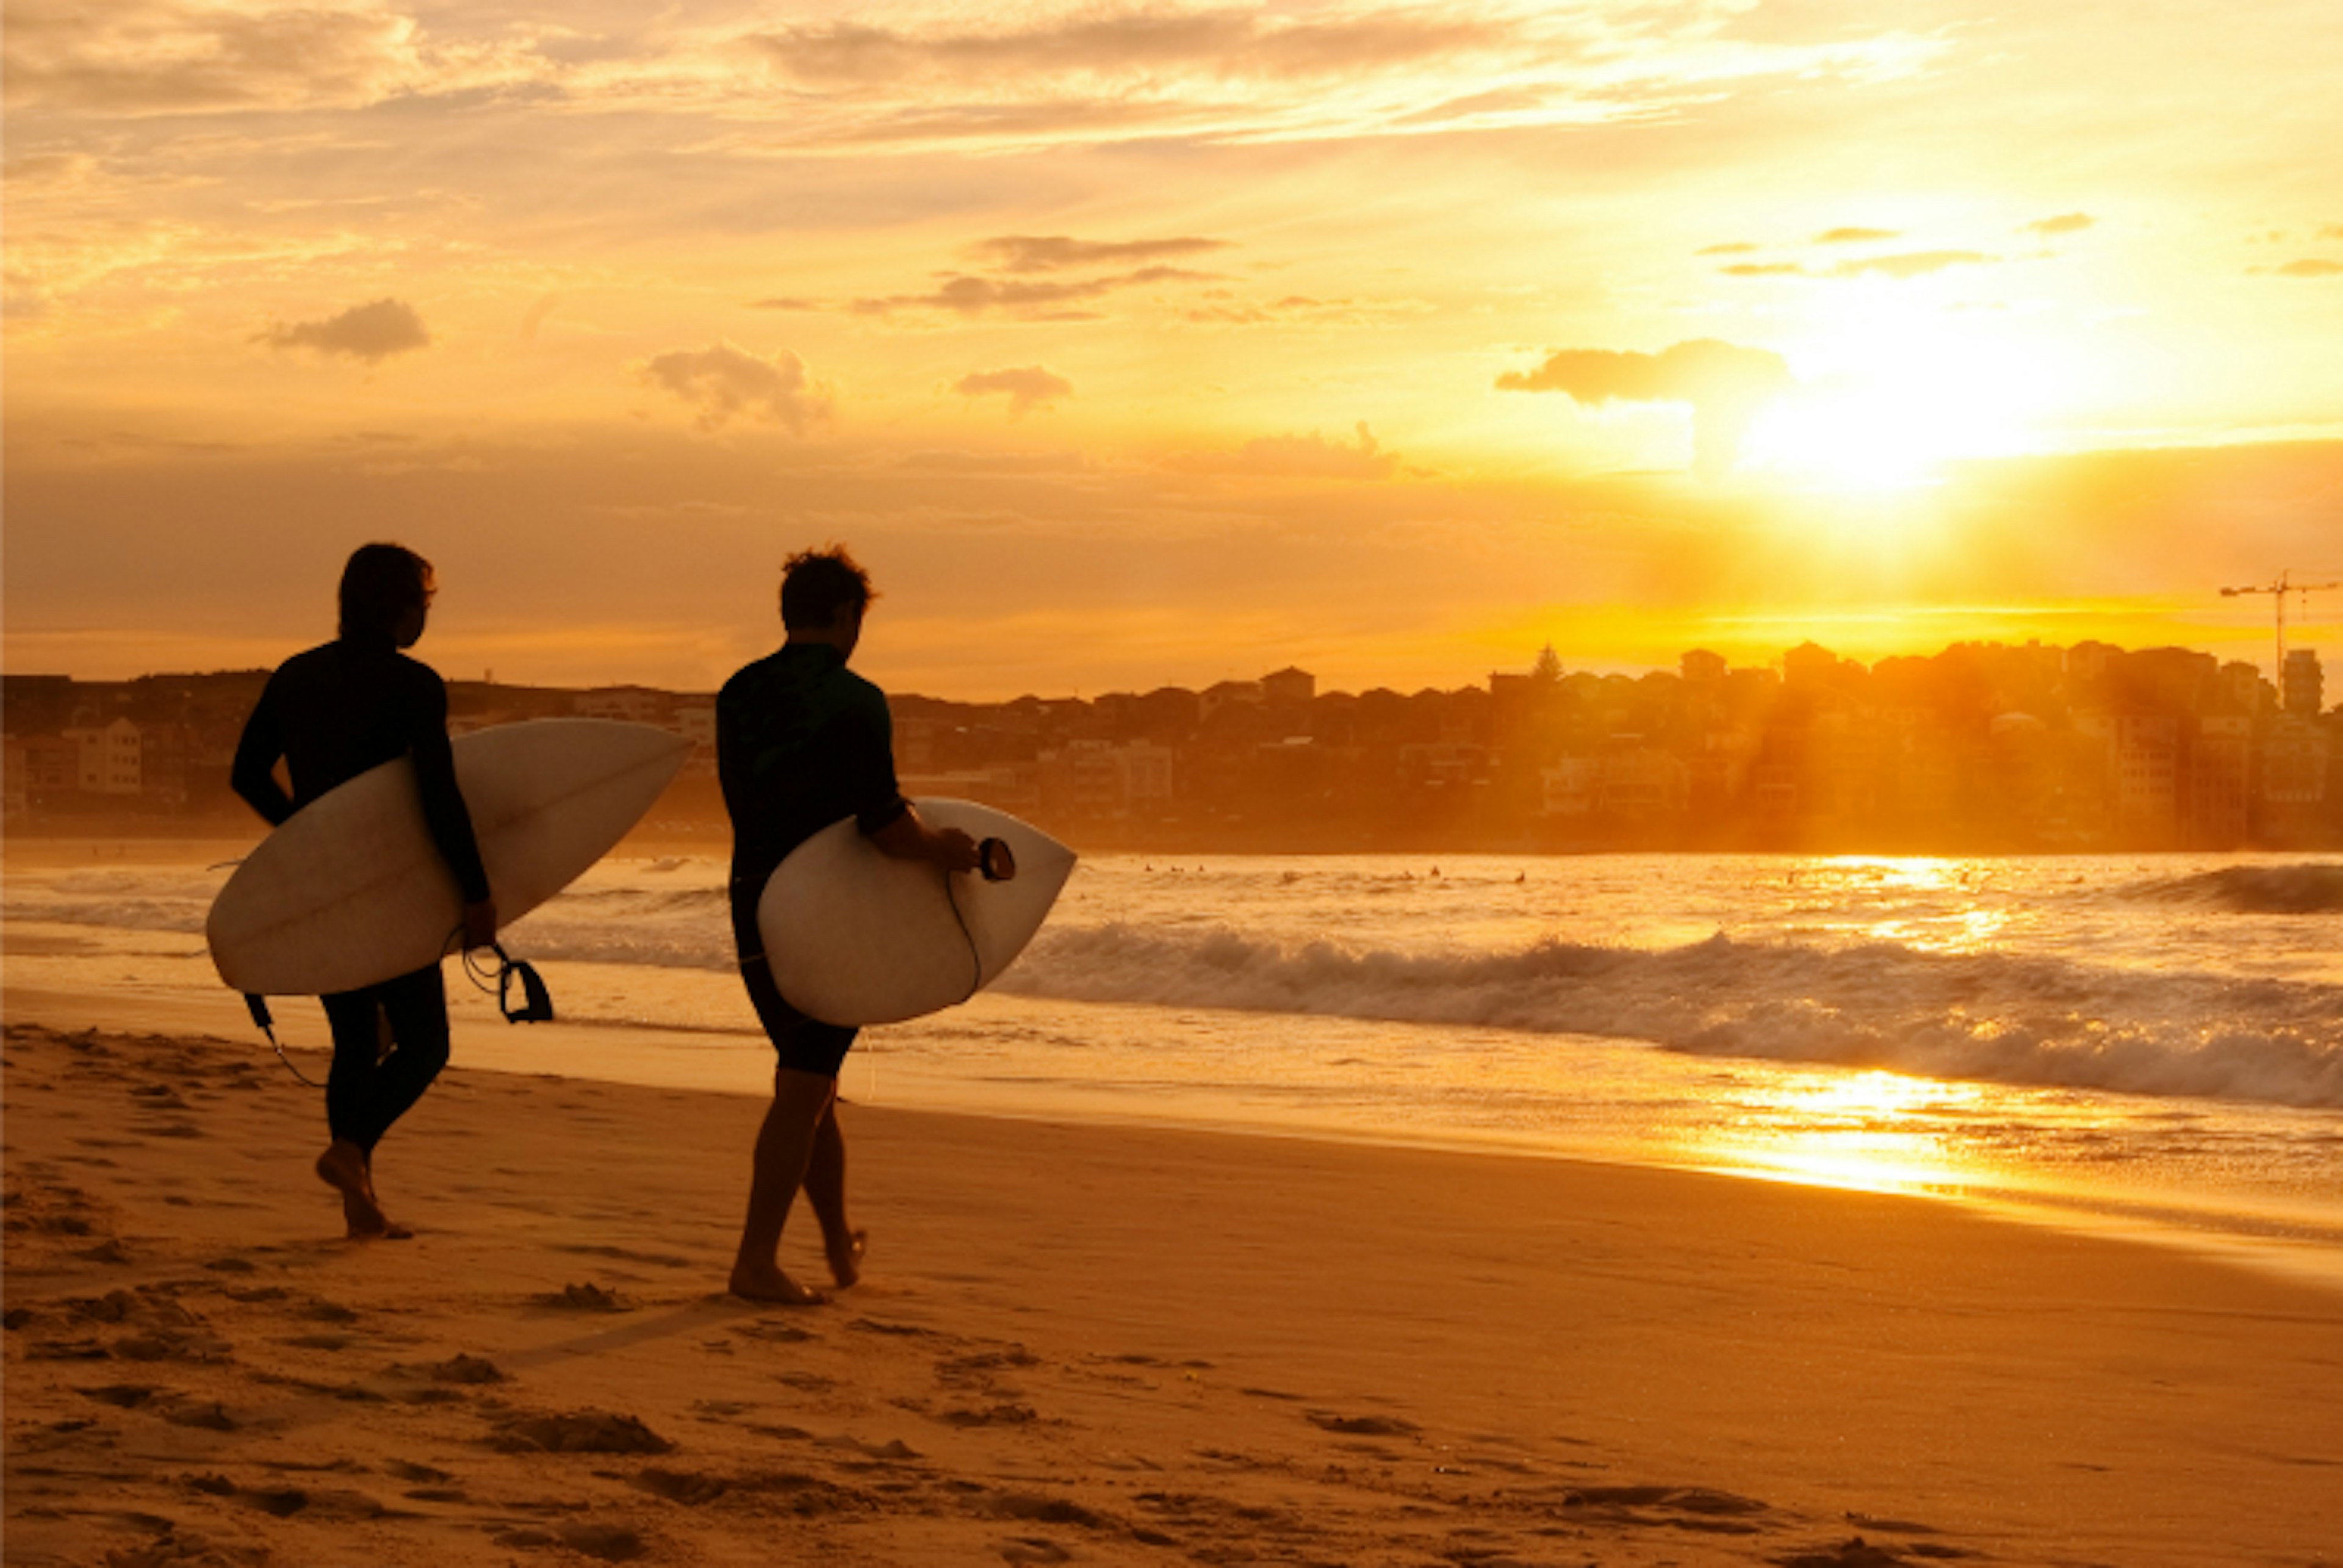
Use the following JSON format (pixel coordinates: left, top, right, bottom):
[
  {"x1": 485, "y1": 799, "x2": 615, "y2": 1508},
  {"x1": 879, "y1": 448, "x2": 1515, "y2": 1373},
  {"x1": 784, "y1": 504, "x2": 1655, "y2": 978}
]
[{"x1": 6, "y1": 0, "x2": 2341, "y2": 698}]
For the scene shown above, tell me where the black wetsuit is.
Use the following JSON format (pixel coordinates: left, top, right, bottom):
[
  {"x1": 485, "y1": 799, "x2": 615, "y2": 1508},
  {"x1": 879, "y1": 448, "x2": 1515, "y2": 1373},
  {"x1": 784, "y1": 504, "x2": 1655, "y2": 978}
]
[
  {"x1": 717, "y1": 642, "x2": 908, "y2": 1076},
  {"x1": 232, "y1": 638, "x2": 489, "y2": 1153}
]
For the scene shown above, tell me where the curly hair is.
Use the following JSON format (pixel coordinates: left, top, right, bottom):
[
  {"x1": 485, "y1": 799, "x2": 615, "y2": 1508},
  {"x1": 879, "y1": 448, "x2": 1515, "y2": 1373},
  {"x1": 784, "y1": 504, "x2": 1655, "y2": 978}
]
[{"x1": 779, "y1": 545, "x2": 876, "y2": 630}]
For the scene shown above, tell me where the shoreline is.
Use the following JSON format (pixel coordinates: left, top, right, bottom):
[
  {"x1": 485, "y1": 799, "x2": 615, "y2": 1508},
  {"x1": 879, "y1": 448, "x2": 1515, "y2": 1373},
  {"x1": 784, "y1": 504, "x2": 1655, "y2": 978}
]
[
  {"x1": 7, "y1": 1015, "x2": 2341, "y2": 1566},
  {"x1": 13, "y1": 979, "x2": 2343, "y2": 1301}
]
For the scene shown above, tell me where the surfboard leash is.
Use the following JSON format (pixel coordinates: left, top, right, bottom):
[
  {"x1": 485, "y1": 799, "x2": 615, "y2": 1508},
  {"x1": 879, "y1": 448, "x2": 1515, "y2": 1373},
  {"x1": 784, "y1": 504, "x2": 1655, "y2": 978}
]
[
  {"x1": 456, "y1": 934, "x2": 556, "y2": 1024},
  {"x1": 941, "y1": 838, "x2": 1016, "y2": 1004},
  {"x1": 243, "y1": 994, "x2": 328, "y2": 1089}
]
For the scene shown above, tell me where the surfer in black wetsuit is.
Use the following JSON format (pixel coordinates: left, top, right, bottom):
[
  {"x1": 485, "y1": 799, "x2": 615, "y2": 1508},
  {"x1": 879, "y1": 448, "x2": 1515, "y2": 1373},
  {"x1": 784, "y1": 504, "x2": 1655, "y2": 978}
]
[
  {"x1": 231, "y1": 543, "x2": 497, "y2": 1240},
  {"x1": 718, "y1": 545, "x2": 981, "y2": 1305}
]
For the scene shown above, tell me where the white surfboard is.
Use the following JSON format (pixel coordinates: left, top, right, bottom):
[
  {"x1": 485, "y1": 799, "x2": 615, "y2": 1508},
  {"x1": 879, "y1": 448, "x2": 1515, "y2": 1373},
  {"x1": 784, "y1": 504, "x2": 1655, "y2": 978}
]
[
  {"x1": 208, "y1": 719, "x2": 691, "y2": 996},
  {"x1": 758, "y1": 799, "x2": 1076, "y2": 1027}
]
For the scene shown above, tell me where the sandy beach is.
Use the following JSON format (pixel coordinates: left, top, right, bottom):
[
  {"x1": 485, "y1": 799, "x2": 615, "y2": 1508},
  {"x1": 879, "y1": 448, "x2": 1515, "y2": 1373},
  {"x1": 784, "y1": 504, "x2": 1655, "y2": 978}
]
[{"x1": 5, "y1": 1010, "x2": 2339, "y2": 1568}]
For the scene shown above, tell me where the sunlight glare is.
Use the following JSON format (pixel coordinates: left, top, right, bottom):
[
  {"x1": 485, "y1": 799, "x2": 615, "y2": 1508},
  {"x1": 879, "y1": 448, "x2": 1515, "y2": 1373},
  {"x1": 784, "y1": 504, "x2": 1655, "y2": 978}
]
[{"x1": 1740, "y1": 292, "x2": 2076, "y2": 491}]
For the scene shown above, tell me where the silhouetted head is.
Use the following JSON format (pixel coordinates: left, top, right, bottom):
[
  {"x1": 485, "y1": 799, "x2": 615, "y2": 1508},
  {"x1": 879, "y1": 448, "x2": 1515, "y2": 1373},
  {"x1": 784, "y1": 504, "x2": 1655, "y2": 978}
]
[
  {"x1": 780, "y1": 545, "x2": 875, "y2": 652},
  {"x1": 339, "y1": 543, "x2": 435, "y2": 649}
]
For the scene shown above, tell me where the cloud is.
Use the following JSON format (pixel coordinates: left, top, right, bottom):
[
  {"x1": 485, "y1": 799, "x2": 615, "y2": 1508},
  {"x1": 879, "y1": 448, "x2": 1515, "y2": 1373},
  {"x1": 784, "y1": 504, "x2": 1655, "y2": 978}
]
[
  {"x1": 1697, "y1": 242, "x2": 1761, "y2": 256},
  {"x1": 2273, "y1": 259, "x2": 2343, "y2": 278},
  {"x1": 2, "y1": 0, "x2": 547, "y2": 115},
  {"x1": 726, "y1": 8, "x2": 1946, "y2": 152},
  {"x1": 2022, "y1": 212, "x2": 2096, "y2": 237},
  {"x1": 1832, "y1": 250, "x2": 1996, "y2": 278},
  {"x1": 1815, "y1": 226, "x2": 1900, "y2": 244},
  {"x1": 1720, "y1": 262, "x2": 1807, "y2": 276},
  {"x1": 1497, "y1": 339, "x2": 1792, "y2": 478},
  {"x1": 953, "y1": 365, "x2": 1074, "y2": 416},
  {"x1": 1172, "y1": 422, "x2": 1403, "y2": 481},
  {"x1": 970, "y1": 236, "x2": 1231, "y2": 273},
  {"x1": 852, "y1": 265, "x2": 1215, "y2": 319},
  {"x1": 1178, "y1": 292, "x2": 1418, "y2": 328},
  {"x1": 2322, "y1": 225, "x2": 2343, "y2": 240},
  {"x1": 642, "y1": 342, "x2": 831, "y2": 433},
  {"x1": 257, "y1": 297, "x2": 428, "y2": 361},
  {"x1": 748, "y1": 12, "x2": 1513, "y2": 89}
]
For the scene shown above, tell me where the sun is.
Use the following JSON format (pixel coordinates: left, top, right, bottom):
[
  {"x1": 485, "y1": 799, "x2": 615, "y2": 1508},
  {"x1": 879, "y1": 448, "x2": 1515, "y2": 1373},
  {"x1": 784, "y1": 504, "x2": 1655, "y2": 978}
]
[{"x1": 1737, "y1": 289, "x2": 2079, "y2": 491}]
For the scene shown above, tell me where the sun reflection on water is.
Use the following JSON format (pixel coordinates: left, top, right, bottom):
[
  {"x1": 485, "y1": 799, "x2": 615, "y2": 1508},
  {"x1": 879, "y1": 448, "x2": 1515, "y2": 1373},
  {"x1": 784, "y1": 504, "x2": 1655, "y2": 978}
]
[{"x1": 1691, "y1": 1068, "x2": 1992, "y2": 1197}]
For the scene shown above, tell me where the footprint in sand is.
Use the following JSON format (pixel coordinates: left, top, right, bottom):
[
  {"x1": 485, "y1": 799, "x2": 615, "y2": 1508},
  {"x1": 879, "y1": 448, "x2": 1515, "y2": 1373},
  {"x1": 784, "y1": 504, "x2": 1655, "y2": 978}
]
[
  {"x1": 491, "y1": 1409, "x2": 673, "y2": 1455},
  {"x1": 1306, "y1": 1411, "x2": 1422, "y2": 1437},
  {"x1": 536, "y1": 1282, "x2": 633, "y2": 1313},
  {"x1": 631, "y1": 1467, "x2": 730, "y2": 1505},
  {"x1": 492, "y1": 1520, "x2": 649, "y2": 1562}
]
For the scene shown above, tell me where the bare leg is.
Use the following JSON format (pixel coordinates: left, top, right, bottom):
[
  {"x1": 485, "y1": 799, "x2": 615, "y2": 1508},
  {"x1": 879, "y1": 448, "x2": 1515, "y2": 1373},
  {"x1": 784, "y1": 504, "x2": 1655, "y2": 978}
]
[
  {"x1": 729, "y1": 1066, "x2": 837, "y2": 1304},
  {"x1": 314, "y1": 1139, "x2": 407, "y2": 1241},
  {"x1": 802, "y1": 1097, "x2": 865, "y2": 1288}
]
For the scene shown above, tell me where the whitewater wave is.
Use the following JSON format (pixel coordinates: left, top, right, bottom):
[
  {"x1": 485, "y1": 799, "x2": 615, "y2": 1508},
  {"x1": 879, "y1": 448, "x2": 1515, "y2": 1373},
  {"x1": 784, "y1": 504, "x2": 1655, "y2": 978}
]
[
  {"x1": 2128, "y1": 864, "x2": 2343, "y2": 915},
  {"x1": 994, "y1": 925, "x2": 2343, "y2": 1109}
]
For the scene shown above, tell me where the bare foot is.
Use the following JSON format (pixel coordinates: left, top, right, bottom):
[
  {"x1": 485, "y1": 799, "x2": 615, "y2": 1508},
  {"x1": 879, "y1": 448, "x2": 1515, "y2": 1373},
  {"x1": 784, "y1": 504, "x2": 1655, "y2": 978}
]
[
  {"x1": 824, "y1": 1228, "x2": 868, "y2": 1289},
  {"x1": 315, "y1": 1141, "x2": 400, "y2": 1240},
  {"x1": 727, "y1": 1262, "x2": 828, "y2": 1306}
]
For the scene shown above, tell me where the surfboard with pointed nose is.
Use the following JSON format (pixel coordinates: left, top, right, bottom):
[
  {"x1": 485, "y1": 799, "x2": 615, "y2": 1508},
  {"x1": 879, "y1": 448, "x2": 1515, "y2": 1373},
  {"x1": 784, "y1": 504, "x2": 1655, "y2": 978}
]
[
  {"x1": 208, "y1": 719, "x2": 691, "y2": 996},
  {"x1": 757, "y1": 799, "x2": 1076, "y2": 1027}
]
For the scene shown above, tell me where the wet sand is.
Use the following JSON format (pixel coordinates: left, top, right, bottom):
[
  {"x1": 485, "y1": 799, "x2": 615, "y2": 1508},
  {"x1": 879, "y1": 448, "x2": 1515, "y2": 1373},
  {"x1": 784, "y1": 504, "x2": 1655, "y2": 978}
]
[{"x1": 5, "y1": 1013, "x2": 2339, "y2": 1567}]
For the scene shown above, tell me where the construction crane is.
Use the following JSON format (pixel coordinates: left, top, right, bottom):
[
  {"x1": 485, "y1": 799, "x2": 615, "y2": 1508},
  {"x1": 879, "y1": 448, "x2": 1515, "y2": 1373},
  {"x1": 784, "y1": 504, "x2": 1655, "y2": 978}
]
[{"x1": 2220, "y1": 569, "x2": 2342, "y2": 682}]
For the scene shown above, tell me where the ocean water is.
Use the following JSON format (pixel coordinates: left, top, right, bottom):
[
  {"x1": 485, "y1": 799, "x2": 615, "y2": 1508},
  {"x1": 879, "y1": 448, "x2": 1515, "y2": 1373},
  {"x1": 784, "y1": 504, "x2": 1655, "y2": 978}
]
[{"x1": 7, "y1": 847, "x2": 2342, "y2": 1287}]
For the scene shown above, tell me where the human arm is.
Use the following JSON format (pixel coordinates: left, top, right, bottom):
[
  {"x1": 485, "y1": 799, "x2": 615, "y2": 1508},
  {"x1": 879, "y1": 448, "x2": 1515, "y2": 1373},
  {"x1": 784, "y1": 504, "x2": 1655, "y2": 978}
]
[
  {"x1": 229, "y1": 677, "x2": 297, "y2": 827},
  {"x1": 866, "y1": 804, "x2": 982, "y2": 874},
  {"x1": 409, "y1": 675, "x2": 497, "y2": 946}
]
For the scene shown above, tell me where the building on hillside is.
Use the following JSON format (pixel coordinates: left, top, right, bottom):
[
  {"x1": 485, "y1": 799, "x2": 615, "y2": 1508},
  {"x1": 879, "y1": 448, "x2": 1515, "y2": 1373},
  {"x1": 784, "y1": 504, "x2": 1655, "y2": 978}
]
[
  {"x1": 2189, "y1": 714, "x2": 2254, "y2": 845},
  {"x1": 1680, "y1": 649, "x2": 1727, "y2": 685},
  {"x1": 65, "y1": 717, "x2": 142, "y2": 795},
  {"x1": 896, "y1": 764, "x2": 1040, "y2": 817},
  {"x1": 2076, "y1": 711, "x2": 2180, "y2": 838},
  {"x1": 1261, "y1": 667, "x2": 1315, "y2": 706},
  {"x1": 574, "y1": 686, "x2": 670, "y2": 724},
  {"x1": 2281, "y1": 649, "x2": 2325, "y2": 717},
  {"x1": 1199, "y1": 679, "x2": 1264, "y2": 721}
]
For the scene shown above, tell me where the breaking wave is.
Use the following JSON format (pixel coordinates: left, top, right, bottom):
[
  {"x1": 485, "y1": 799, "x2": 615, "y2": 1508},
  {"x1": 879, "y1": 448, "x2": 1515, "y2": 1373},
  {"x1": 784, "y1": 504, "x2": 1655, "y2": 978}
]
[
  {"x1": 996, "y1": 925, "x2": 2343, "y2": 1109},
  {"x1": 2128, "y1": 863, "x2": 2343, "y2": 915}
]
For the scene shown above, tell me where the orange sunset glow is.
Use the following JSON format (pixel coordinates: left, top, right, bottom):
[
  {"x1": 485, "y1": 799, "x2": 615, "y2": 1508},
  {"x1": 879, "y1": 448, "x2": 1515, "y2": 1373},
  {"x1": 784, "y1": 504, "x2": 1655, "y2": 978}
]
[{"x1": 6, "y1": 0, "x2": 2342, "y2": 697}]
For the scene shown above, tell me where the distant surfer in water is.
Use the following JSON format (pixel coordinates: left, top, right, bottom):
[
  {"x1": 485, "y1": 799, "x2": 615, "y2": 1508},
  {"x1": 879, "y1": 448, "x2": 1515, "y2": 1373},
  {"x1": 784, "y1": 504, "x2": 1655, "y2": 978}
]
[
  {"x1": 719, "y1": 545, "x2": 982, "y2": 1305},
  {"x1": 232, "y1": 544, "x2": 497, "y2": 1240}
]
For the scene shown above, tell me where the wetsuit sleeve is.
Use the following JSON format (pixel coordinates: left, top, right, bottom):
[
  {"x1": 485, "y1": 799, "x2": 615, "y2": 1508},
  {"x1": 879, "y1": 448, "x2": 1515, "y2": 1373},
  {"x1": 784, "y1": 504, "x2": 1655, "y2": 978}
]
[
  {"x1": 229, "y1": 674, "x2": 297, "y2": 827},
  {"x1": 849, "y1": 686, "x2": 909, "y2": 835},
  {"x1": 407, "y1": 671, "x2": 493, "y2": 905}
]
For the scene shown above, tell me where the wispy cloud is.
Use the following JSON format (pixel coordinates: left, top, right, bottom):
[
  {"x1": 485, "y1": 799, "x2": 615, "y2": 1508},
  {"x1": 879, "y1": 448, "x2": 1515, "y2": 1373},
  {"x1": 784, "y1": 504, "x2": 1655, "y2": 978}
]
[
  {"x1": 257, "y1": 297, "x2": 428, "y2": 361},
  {"x1": 642, "y1": 342, "x2": 831, "y2": 433},
  {"x1": 969, "y1": 236, "x2": 1231, "y2": 273},
  {"x1": 1697, "y1": 242, "x2": 1760, "y2": 256},
  {"x1": 852, "y1": 265, "x2": 1216, "y2": 320},
  {"x1": 3, "y1": 0, "x2": 549, "y2": 115},
  {"x1": 723, "y1": 5, "x2": 1946, "y2": 151},
  {"x1": 2021, "y1": 212, "x2": 2095, "y2": 237},
  {"x1": 1832, "y1": 250, "x2": 1996, "y2": 278},
  {"x1": 1719, "y1": 262, "x2": 1807, "y2": 277},
  {"x1": 2273, "y1": 259, "x2": 2343, "y2": 278},
  {"x1": 953, "y1": 365, "x2": 1074, "y2": 416},
  {"x1": 1815, "y1": 226, "x2": 1899, "y2": 244},
  {"x1": 1497, "y1": 339, "x2": 1791, "y2": 478}
]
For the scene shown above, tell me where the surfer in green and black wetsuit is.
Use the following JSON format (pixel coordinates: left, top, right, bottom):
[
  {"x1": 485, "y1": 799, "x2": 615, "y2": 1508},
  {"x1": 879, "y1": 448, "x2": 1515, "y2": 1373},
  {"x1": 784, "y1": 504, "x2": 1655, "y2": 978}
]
[
  {"x1": 718, "y1": 545, "x2": 981, "y2": 1305},
  {"x1": 232, "y1": 543, "x2": 498, "y2": 1240}
]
